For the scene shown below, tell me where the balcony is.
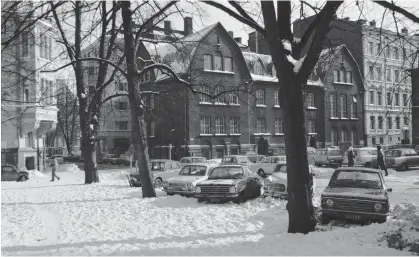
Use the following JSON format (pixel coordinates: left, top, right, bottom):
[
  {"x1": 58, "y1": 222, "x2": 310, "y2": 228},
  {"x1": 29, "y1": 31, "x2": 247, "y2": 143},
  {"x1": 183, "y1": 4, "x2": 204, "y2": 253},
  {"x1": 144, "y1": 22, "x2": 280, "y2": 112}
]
[{"x1": 21, "y1": 105, "x2": 58, "y2": 135}]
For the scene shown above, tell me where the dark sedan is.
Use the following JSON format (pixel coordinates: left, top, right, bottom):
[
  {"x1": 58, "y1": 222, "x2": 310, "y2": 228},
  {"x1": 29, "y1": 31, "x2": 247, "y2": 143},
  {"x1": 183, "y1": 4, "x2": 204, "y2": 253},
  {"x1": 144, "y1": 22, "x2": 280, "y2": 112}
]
[
  {"x1": 1, "y1": 164, "x2": 29, "y2": 182},
  {"x1": 321, "y1": 167, "x2": 392, "y2": 224},
  {"x1": 194, "y1": 165, "x2": 263, "y2": 204}
]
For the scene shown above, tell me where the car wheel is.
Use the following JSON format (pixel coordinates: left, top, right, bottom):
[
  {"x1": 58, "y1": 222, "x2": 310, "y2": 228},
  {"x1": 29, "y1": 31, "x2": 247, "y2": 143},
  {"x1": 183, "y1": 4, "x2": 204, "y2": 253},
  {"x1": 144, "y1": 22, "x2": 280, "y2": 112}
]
[
  {"x1": 258, "y1": 169, "x2": 266, "y2": 177},
  {"x1": 197, "y1": 198, "x2": 205, "y2": 203},
  {"x1": 18, "y1": 176, "x2": 27, "y2": 182},
  {"x1": 154, "y1": 178, "x2": 163, "y2": 188},
  {"x1": 320, "y1": 214, "x2": 331, "y2": 225},
  {"x1": 233, "y1": 192, "x2": 245, "y2": 204},
  {"x1": 402, "y1": 163, "x2": 408, "y2": 172}
]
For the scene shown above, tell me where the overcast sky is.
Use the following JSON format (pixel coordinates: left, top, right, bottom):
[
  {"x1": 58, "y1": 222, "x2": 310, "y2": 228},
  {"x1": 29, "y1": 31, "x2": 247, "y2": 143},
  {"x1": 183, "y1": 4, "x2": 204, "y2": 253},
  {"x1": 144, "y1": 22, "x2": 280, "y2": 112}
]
[{"x1": 164, "y1": 0, "x2": 419, "y2": 45}]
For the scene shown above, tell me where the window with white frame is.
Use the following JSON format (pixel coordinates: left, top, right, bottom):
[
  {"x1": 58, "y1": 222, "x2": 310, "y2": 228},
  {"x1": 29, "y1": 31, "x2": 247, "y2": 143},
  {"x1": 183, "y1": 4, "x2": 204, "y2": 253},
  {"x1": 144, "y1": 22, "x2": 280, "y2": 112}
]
[
  {"x1": 369, "y1": 66, "x2": 374, "y2": 80},
  {"x1": 351, "y1": 96, "x2": 358, "y2": 118},
  {"x1": 376, "y1": 43, "x2": 382, "y2": 56},
  {"x1": 351, "y1": 129, "x2": 357, "y2": 146},
  {"x1": 386, "y1": 46, "x2": 390, "y2": 57},
  {"x1": 307, "y1": 119, "x2": 316, "y2": 133},
  {"x1": 334, "y1": 70, "x2": 340, "y2": 82},
  {"x1": 149, "y1": 121, "x2": 155, "y2": 137},
  {"x1": 117, "y1": 82, "x2": 126, "y2": 91},
  {"x1": 368, "y1": 41, "x2": 373, "y2": 55},
  {"x1": 403, "y1": 94, "x2": 408, "y2": 106},
  {"x1": 306, "y1": 92, "x2": 315, "y2": 108},
  {"x1": 215, "y1": 86, "x2": 225, "y2": 103},
  {"x1": 214, "y1": 54, "x2": 222, "y2": 70},
  {"x1": 275, "y1": 118, "x2": 283, "y2": 134},
  {"x1": 331, "y1": 129, "x2": 337, "y2": 146},
  {"x1": 387, "y1": 116, "x2": 392, "y2": 129},
  {"x1": 330, "y1": 94, "x2": 337, "y2": 117},
  {"x1": 346, "y1": 71, "x2": 353, "y2": 83},
  {"x1": 117, "y1": 101, "x2": 128, "y2": 110},
  {"x1": 22, "y1": 32, "x2": 29, "y2": 57},
  {"x1": 200, "y1": 117, "x2": 211, "y2": 134},
  {"x1": 377, "y1": 92, "x2": 382, "y2": 105},
  {"x1": 370, "y1": 116, "x2": 375, "y2": 129},
  {"x1": 341, "y1": 129, "x2": 348, "y2": 142},
  {"x1": 215, "y1": 117, "x2": 225, "y2": 134},
  {"x1": 23, "y1": 82, "x2": 29, "y2": 102},
  {"x1": 224, "y1": 57, "x2": 233, "y2": 72},
  {"x1": 340, "y1": 70, "x2": 345, "y2": 83},
  {"x1": 229, "y1": 93, "x2": 239, "y2": 105},
  {"x1": 387, "y1": 92, "x2": 392, "y2": 105},
  {"x1": 394, "y1": 69, "x2": 400, "y2": 82},
  {"x1": 230, "y1": 117, "x2": 239, "y2": 134},
  {"x1": 256, "y1": 118, "x2": 266, "y2": 133},
  {"x1": 204, "y1": 54, "x2": 212, "y2": 70},
  {"x1": 395, "y1": 93, "x2": 400, "y2": 106},
  {"x1": 376, "y1": 67, "x2": 382, "y2": 81},
  {"x1": 340, "y1": 94, "x2": 347, "y2": 118},
  {"x1": 115, "y1": 121, "x2": 128, "y2": 130},
  {"x1": 256, "y1": 89, "x2": 265, "y2": 105},
  {"x1": 404, "y1": 116, "x2": 409, "y2": 126},
  {"x1": 369, "y1": 91, "x2": 375, "y2": 104},
  {"x1": 396, "y1": 117, "x2": 400, "y2": 129},
  {"x1": 26, "y1": 132, "x2": 34, "y2": 148},
  {"x1": 199, "y1": 85, "x2": 211, "y2": 103},
  {"x1": 394, "y1": 47, "x2": 399, "y2": 59},
  {"x1": 378, "y1": 116, "x2": 383, "y2": 129},
  {"x1": 254, "y1": 62, "x2": 263, "y2": 75},
  {"x1": 386, "y1": 68, "x2": 391, "y2": 82},
  {"x1": 274, "y1": 91, "x2": 280, "y2": 106}
]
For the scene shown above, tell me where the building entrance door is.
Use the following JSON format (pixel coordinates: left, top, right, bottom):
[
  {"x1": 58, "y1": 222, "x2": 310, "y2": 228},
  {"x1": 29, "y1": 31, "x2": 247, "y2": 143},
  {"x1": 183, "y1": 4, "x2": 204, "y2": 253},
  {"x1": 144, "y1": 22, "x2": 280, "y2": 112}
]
[{"x1": 25, "y1": 157, "x2": 35, "y2": 170}]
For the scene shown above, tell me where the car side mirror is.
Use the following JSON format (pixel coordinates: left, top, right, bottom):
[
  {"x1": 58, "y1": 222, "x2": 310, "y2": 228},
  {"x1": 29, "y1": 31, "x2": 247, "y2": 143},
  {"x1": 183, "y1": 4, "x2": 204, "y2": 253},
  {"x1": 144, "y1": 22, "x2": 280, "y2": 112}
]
[{"x1": 387, "y1": 188, "x2": 393, "y2": 192}]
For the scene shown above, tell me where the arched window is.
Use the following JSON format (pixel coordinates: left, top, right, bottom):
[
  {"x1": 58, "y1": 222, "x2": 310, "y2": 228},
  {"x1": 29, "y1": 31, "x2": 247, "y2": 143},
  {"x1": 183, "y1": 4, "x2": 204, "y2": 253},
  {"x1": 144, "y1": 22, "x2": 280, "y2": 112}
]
[
  {"x1": 331, "y1": 128, "x2": 337, "y2": 146},
  {"x1": 254, "y1": 61, "x2": 263, "y2": 75}
]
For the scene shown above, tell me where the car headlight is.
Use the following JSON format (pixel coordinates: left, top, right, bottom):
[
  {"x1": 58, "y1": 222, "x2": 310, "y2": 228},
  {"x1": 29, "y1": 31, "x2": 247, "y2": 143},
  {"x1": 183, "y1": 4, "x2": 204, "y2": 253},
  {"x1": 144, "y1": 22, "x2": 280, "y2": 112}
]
[
  {"x1": 186, "y1": 183, "x2": 193, "y2": 189},
  {"x1": 264, "y1": 179, "x2": 271, "y2": 186},
  {"x1": 229, "y1": 186, "x2": 236, "y2": 193},
  {"x1": 195, "y1": 187, "x2": 201, "y2": 193},
  {"x1": 326, "y1": 199, "x2": 334, "y2": 206},
  {"x1": 374, "y1": 203, "x2": 382, "y2": 211}
]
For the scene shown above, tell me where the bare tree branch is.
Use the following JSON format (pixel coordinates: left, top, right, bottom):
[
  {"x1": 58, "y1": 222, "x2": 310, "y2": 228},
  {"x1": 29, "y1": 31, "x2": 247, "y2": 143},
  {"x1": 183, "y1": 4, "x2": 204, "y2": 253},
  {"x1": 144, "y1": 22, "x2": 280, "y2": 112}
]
[{"x1": 373, "y1": 0, "x2": 419, "y2": 24}]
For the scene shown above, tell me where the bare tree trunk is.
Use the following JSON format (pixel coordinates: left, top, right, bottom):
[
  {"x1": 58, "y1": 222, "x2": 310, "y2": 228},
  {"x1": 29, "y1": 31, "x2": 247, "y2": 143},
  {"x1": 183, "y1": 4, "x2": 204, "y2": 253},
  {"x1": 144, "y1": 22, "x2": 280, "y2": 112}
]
[{"x1": 121, "y1": 1, "x2": 156, "y2": 197}]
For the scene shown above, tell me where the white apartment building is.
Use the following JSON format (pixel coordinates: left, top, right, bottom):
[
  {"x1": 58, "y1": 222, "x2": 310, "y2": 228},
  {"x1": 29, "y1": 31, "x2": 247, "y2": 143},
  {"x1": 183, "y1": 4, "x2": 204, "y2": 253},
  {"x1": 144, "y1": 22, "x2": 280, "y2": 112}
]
[
  {"x1": 1, "y1": 11, "x2": 58, "y2": 170},
  {"x1": 363, "y1": 25, "x2": 418, "y2": 146}
]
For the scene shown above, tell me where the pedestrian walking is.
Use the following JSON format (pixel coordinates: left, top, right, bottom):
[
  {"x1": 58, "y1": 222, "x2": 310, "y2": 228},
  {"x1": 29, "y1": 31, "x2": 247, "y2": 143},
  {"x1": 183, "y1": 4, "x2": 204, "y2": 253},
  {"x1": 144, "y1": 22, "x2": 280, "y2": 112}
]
[
  {"x1": 376, "y1": 145, "x2": 388, "y2": 176},
  {"x1": 347, "y1": 146, "x2": 355, "y2": 167},
  {"x1": 50, "y1": 156, "x2": 60, "y2": 182}
]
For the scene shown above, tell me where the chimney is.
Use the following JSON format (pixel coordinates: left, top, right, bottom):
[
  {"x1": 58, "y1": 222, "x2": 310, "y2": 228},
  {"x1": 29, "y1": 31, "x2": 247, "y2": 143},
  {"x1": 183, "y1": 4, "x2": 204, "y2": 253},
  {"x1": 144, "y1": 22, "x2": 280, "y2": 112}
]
[
  {"x1": 357, "y1": 19, "x2": 367, "y2": 25},
  {"x1": 234, "y1": 37, "x2": 242, "y2": 43},
  {"x1": 183, "y1": 17, "x2": 193, "y2": 36},
  {"x1": 402, "y1": 27, "x2": 408, "y2": 34},
  {"x1": 228, "y1": 31, "x2": 234, "y2": 38},
  {"x1": 344, "y1": 17, "x2": 350, "y2": 21},
  {"x1": 369, "y1": 20, "x2": 376, "y2": 27},
  {"x1": 164, "y1": 20, "x2": 172, "y2": 35}
]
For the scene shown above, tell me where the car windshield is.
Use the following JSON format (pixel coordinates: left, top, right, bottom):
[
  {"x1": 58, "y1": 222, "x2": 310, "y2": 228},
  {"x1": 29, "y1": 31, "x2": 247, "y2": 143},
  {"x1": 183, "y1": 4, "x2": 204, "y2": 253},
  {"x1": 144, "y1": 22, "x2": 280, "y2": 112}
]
[
  {"x1": 208, "y1": 167, "x2": 244, "y2": 179},
  {"x1": 179, "y1": 165, "x2": 208, "y2": 176},
  {"x1": 150, "y1": 162, "x2": 166, "y2": 171},
  {"x1": 329, "y1": 170, "x2": 383, "y2": 189},
  {"x1": 278, "y1": 165, "x2": 287, "y2": 173},
  {"x1": 192, "y1": 158, "x2": 206, "y2": 163},
  {"x1": 328, "y1": 149, "x2": 342, "y2": 156},
  {"x1": 272, "y1": 156, "x2": 286, "y2": 162},
  {"x1": 386, "y1": 150, "x2": 401, "y2": 157}
]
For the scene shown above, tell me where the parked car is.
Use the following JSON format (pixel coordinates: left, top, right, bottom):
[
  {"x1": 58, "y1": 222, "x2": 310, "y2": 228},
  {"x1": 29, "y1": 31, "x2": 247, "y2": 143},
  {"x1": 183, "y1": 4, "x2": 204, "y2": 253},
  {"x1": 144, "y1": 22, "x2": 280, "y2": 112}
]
[
  {"x1": 250, "y1": 155, "x2": 286, "y2": 177},
  {"x1": 179, "y1": 157, "x2": 207, "y2": 167},
  {"x1": 207, "y1": 159, "x2": 222, "y2": 166},
  {"x1": 320, "y1": 167, "x2": 392, "y2": 224},
  {"x1": 129, "y1": 159, "x2": 181, "y2": 187},
  {"x1": 314, "y1": 148, "x2": 343, "y2": 168},
  {"x1": 1, "y1": 164, "x2": 29, "y2": 182},
  {"x1": 163, "y1": 164, "x2": 216, "y2": 196},
  {"x1": 263, "y1": 165, "x2": 316, "y2": 199},
  {"x1": 220, "y1": 155, "x2": 253, "y2": 165},
  {"x1": 194, "y1": 165, "x2": 263, "y2": 203},
  {"x1": 385, "y1": 148, "x2": 419, "y2": 171},
  {"x1": 343, "y1": 147, "x2": 377, "y2": 167},
  {"x1": 247, "y1": 154, "x2": 265, "y2": 163}
]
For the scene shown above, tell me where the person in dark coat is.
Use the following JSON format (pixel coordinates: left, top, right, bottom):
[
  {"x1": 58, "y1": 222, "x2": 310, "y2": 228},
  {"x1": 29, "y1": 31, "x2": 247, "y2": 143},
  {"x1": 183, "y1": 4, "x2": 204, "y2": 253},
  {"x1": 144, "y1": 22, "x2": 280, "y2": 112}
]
[
  {"x1": 50, "y1": 156, "x2": 60, "y2": 182},
  {"x1": 376, "y1": 145, "x2": 388, "y2": 176},
  {"x1": 347, "y1": 146, "x2": 355, "y2": 167}
]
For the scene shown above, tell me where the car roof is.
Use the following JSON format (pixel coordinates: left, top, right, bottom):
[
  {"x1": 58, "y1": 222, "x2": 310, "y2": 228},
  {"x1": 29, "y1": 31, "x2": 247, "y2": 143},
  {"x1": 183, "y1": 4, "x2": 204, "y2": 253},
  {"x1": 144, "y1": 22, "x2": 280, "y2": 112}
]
[
  {"x1": 182, "y1": 163, "x2": 214, "y2": 167},
  {"x1": 223, "y1": 155, "x2": 248, "y2": 158},
  {"x1": 216, "y1": 164, "x2": 245, "y2": 168},
  {"x1": 151, "y1": 159, "x2": 175, "y2": 162},
  {"x1": 334, "y1": 167, "x2": 381, "y2": 173}
]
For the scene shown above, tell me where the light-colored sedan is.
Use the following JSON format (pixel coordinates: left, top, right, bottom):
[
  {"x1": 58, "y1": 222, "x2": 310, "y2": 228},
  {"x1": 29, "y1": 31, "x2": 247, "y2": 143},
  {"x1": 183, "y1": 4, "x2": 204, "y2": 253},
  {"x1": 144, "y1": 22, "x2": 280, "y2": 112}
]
[
  {"x1": 263, "y1": 165, "x2": 316, "y2": 199},
  {"x1": 163, "y1": 163, "x2": 215, "y2": 196},
  {"x1": 129, "y1": 159, "x2": 182, "y2": 188},
  {"x1": 1, "y1": 164, "x2": 29, "y2": 182},
  {"x1": 385, "y1": 149, "x2": 419, "y2": 171},
  {"x1": 251, "y1": 155, "x2": 286, "y2": 177},
  {"x1": 179, "y1": 157, "x2": 207, "y2": 167}
]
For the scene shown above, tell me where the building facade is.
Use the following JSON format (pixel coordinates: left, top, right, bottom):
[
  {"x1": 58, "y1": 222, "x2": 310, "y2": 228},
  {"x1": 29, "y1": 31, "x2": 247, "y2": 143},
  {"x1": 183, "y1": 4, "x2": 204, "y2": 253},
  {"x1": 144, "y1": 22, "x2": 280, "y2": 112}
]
[
  {"x1": 294, "y1": 17, "x2": 419, "y2": 146},
  {"x1": 1, "y1": 11, "x2": 58, "y2": 170},
  {"x1": 412, "y1": 68, "x2": 419, "y2": 145}
]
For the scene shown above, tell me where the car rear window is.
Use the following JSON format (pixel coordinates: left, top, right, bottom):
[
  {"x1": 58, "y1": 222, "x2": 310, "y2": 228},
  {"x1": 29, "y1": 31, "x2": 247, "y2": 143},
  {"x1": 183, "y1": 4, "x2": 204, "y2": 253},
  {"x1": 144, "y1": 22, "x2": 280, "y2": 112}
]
[
  {"x1": 209, "y1": 167, "x2": 244, "y2": 179},
  {"x1": 179, "y1": 165, "x2": 207, "y2": 176},
  {"x1": 192, "y1": 157, "x2": 206, "y2": 163},
  {"x1": 385, "y1": 150, "x2": 401, "y2": 157},
  {"x1": 150, "y1": 162, "x2": 166, "y2": 171},
  {"x1": 328, "y1": 149, "x2": 341, "y2": 156},
  {"x1": 272, "y1": 156, "x2": 286, "y2": 163}
]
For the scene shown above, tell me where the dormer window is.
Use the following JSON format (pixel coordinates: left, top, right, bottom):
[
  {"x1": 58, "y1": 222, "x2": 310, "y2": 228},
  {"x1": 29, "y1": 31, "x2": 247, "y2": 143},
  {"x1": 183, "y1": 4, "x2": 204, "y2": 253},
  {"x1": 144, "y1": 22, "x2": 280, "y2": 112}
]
[
  {"x1": 254, "y1": 61, "x2": 263, "y2": 75},
  {"x1": 272, "y1": 66, "x2": 277, "y2": 77}
]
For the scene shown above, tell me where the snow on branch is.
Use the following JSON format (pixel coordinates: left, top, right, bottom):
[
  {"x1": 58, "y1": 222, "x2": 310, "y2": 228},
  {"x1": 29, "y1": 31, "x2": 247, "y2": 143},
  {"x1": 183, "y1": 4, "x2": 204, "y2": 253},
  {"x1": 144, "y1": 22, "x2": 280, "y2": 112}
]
[
  {"x1": 286, "y1": 55, "x2": 307, "y2": 74},
  {"x1": 282, "y1": 39, "x2": 292, "y2": 53}
]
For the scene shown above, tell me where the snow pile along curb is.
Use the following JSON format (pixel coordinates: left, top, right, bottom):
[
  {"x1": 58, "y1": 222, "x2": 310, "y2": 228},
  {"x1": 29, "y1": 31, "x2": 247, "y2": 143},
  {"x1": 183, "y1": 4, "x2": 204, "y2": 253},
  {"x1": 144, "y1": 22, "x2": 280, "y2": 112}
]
[
  {"x1": 27, "y1": 170, "x2": 45, "y2": 178},
  {"x1": 60, "y1": 163, "x2": 82, "y2": 173}
]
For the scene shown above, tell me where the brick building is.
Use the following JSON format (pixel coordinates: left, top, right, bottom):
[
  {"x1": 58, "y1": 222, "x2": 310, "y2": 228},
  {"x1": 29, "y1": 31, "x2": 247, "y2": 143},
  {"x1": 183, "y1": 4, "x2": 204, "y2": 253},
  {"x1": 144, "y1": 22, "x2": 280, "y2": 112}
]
[
  {"x1": 314, "y1": 45, "x2": 365, "y2": 147},
  {"x1": 294, "y1": 16, "x2": 419, "y2": 146},
  {"x1": 412, "y1": 68, "x2": 419, "y2": 145}
]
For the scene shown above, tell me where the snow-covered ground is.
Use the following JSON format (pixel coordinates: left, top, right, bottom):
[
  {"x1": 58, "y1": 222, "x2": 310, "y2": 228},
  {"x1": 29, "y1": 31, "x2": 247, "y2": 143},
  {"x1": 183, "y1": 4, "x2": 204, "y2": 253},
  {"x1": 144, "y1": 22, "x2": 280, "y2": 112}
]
[{"x1": 1, "y1": 166, "x2": 419, "y2": 256}]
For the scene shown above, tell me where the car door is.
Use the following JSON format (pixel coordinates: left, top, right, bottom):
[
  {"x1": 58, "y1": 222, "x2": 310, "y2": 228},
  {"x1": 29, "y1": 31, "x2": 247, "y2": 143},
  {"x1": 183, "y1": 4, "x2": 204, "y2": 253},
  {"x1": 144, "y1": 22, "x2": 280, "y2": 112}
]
[
  {"x1": 259, "y1": 157, "x2": 271, "y2": 171},
  {"x1": 1, "y1": 166, "x2": 11, "y2": 181},
  {"x1": 407, "y1": 149, "x2": 419, "y2": 166},
  {"x1": 2, "y1": 166, "x2": 18, "y2": 181}
]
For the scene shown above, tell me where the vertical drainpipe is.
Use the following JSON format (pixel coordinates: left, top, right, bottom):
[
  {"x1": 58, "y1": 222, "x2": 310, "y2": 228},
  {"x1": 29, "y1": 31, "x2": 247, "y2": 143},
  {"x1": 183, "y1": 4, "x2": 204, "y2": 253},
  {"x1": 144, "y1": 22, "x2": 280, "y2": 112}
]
[{"x1": 37, "y1": 130, "x2": 40, "y2": 170}]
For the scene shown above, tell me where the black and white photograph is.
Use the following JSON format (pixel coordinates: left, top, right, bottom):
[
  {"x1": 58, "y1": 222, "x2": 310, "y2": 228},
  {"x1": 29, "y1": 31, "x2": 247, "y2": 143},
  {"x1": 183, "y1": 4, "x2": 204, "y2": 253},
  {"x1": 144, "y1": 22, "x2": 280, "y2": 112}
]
[{"x1": 1, "y1": 0, "x2": 419, "y2": 255}]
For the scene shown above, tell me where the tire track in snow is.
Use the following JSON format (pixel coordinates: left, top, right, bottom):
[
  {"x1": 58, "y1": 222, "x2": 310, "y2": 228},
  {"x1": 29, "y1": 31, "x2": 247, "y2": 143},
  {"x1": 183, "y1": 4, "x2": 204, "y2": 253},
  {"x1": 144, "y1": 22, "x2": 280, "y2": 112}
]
[{"x1": 26, "y1": 188, "x2": 60, "y2": 246}]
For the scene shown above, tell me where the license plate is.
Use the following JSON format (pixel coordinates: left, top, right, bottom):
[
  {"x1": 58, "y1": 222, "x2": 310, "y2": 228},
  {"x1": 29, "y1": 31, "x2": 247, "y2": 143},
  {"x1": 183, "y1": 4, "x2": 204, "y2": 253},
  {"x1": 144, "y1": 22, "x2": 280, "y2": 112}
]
[{"x1": 345, "y1": 213, "x2": 361, "y2": 220}]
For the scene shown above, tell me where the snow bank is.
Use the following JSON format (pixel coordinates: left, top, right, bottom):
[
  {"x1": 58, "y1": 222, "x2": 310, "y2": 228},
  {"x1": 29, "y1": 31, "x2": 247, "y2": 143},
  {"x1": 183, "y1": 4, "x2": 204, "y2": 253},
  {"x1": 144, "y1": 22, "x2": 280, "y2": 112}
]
[
  {"x1": 391, "y1": 203, "x2": 419, "y2": 227},
  {"x1": 60, "y1": 164, "x2": 82, "y2": 173},
  {"x1": 27, "y1": 170, "x2": 45, "y2": 178}
]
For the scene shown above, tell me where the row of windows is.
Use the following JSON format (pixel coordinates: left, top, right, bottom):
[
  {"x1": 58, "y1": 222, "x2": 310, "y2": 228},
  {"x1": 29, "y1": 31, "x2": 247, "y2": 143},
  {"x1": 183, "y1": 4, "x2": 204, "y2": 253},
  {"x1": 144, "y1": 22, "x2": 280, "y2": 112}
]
[
  {"x1": 371, "y1": 136, "x2": 401, "y2": 145},
  {"x1": 367, "y1": 41, "x2": 415, "y2": 61},
  {"x1": 256, "y1": 90, "x2": 280, "y2": 106},
  {"x1": 200, "y1": 117, "x2": 240, "y2": 134},
  {"x1": 330, "y1": 129, "x2": 357, "y2": 146},
  {"x1": 330, "y1": 94, "x2": 358, "y2": 118},
  {"x1": 367, "y1": 66, "x2": 410, "y2": 84},
  {"x1": 369, "y1": 91, "x2": 409, "y2": 106},
  {"x1": 369, "y1": 115, "x2": 409, "y2": 130},
  {"x1": 199, "y1": 86, "x2": 239, "y2": 104},
  {"x1": 204, "y1": 54, "x2": 233, "y2": 72},
  {"x1": 114, "y1": 121, "x2": 156, "y2": 137},
  {"x1": 20, "y1": 32, "x2": 53, "y2": 60},
  {"x1": 39, "y1": 79, "x2": 54, "y2": 105},
  {"x1": 333, "y1": 69, "x2": 353, "y2": 84}
]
